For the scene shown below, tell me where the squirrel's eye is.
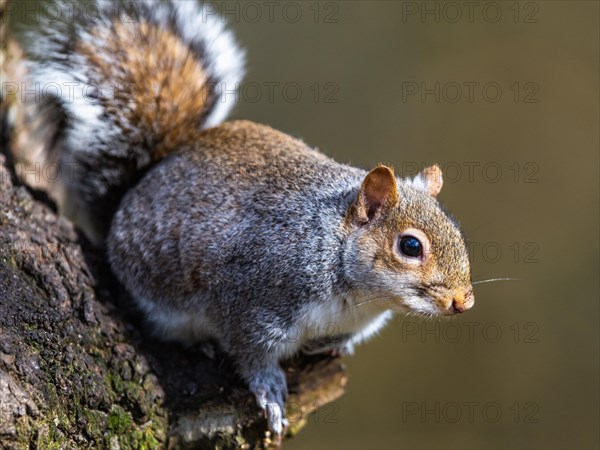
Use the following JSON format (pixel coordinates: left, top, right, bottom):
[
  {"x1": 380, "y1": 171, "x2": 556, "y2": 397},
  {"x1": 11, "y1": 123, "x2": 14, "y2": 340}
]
[{"x1": 399, "y1": 236, "x2": 423, "y2": 258}]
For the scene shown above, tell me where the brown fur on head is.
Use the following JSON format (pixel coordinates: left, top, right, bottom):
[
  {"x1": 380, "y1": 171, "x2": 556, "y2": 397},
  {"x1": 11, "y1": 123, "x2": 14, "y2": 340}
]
[{"x1": 344, "y1": 165, "x2": 473, "y2": 316}]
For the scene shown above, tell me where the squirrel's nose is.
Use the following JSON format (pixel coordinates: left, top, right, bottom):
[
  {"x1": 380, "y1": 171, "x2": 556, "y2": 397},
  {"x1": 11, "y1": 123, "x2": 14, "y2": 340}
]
[{"x1": 451, "y1": 291, "x2": 474, "y2": 314}]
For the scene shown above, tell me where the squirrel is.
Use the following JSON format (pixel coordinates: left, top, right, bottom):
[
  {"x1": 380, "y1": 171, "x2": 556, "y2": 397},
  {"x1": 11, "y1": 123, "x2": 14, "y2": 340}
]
[{"x1": 13, "y1": 0, "x2": 474, "y2": 436}]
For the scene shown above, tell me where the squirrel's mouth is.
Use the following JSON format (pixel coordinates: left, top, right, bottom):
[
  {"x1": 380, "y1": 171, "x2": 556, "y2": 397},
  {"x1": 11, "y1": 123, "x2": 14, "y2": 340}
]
[
  {"x1": 397, "y1": 290, "x2": 474, "y2": 317},
  {"x1": 394, "y1": 295, "x2": 443, "y2": 316}
]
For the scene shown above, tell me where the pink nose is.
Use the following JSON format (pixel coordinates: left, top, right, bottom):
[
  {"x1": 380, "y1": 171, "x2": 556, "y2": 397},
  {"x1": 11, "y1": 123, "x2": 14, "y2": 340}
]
[{"x1": 452, "y1": 291, "x2": 474, "y2": 313}]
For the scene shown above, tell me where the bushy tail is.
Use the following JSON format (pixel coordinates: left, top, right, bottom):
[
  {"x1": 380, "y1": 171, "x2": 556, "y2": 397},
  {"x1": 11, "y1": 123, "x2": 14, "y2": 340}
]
[{"x1": 15, "y1": 0, "x2": 244, "y2": 241}]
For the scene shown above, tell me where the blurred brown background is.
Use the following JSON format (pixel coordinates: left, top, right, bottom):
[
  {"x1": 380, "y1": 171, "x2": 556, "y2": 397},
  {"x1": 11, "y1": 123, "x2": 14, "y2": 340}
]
[{"x1": 8, "y1": 1, "x2": 599, "y2": 449}]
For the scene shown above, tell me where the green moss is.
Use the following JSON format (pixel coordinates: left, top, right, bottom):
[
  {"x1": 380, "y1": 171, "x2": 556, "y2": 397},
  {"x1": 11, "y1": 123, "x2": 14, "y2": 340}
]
[
  {"x1": 4, "y1": 255, "x2": 17, "y2": 267},
  {"x1": 7, "y1": 324, "x2": 167, "y2": 448},
  {"x1": 107, "y1": 405, "x2": 133, "y2": 434},
  {"x1": 79, "y1": 407, "x2": 107, "y2": 441},
  {"x1": 15, "y1": 415, "x2": 33, "y2": 449},
  {"x1": 131, "y1": 426, "x2": 161, "y2": 450},
  {"x1": 35, "y1": 421, "x2": 68, "y2": 450},
  {"x1": 105, "y1": 405, "x2": 163, "y2": 449},
  {"x1": 44, "y1": 382, "x2": 60, "y2": 406}
]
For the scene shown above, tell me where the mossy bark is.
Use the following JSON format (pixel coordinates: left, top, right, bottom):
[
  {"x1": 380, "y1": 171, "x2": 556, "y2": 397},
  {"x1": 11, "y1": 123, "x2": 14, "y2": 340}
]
[{"x1": 0, "y1": 2, "x2": 347, "y2": 448}]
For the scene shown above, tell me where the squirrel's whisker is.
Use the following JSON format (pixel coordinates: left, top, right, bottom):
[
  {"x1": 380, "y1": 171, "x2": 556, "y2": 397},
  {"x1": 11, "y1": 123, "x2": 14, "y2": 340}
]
[
  {"x1": 472, "y1": 277, "x2": 520, "y2": 285},
  {"x1": 347, "y1": 295, "x2": 395, "y2": 309}
]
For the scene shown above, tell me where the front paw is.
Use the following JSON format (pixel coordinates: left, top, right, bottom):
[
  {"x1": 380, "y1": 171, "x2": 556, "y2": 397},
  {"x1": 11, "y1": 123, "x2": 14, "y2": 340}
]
[
  {"x1": 249, "y1": 369, "x2": 289, "y2": 436},
  {"x1": 302, "y1": 335, "x2": 354, "y2": 357},
  {"x1": 331, "y1": 340, "x2": 355, "y2": 357}
]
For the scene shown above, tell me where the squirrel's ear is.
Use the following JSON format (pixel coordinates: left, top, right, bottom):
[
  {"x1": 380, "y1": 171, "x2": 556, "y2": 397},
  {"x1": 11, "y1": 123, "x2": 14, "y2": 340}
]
[
  {"x1": 411, "y1": 164, "x2": 443, "y2": 198},
  {"x1": 354, "y1": 165, "x2": 399, "y2": 223}
]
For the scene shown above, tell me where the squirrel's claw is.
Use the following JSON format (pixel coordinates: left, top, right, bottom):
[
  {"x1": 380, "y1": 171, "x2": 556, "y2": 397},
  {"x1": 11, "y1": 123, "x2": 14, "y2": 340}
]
[
  {"x1": 266, "y1": 402, "x2": 286, "y2": 436},
  {"x1": 250, "y1": 371, "x2": 288, "y2": 436}
]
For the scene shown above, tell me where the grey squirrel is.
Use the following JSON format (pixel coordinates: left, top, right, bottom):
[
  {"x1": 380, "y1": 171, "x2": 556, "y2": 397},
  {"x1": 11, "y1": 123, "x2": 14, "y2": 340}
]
[{"x1": 13, "y1": 0, "x2": 474, "y2": 436}]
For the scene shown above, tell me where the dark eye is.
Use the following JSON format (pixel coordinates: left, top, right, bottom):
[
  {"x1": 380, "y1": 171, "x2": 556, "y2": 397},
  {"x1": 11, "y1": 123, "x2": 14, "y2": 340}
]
[{"x1": 399, "y1": 236, "x2": 423, "y2": 258}]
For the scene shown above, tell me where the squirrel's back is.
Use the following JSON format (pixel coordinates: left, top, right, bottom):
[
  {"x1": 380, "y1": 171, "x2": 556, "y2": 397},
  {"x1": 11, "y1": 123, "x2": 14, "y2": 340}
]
[
  {"x1": 16, "y1": 0, "x2": 244, "y2": 240},
  {"x1": 107, "y1": 120, "x2": 365, "y2": 334}
]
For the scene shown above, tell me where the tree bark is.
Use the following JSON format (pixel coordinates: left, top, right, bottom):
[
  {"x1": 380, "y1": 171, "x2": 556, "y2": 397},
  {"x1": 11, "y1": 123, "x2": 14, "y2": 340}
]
[{"x1": 0, "y1": 2, "x2": 347, "y2": 448}]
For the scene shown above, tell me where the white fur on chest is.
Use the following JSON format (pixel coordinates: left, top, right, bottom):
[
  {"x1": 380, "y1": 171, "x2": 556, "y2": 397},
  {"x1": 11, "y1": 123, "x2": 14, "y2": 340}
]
[
  {"x1": 136, "y1": 293, "x2": 393, "y2": 360},
  {"x1": 274, "y1": 296, "x2": 393, "y2": 358}
]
